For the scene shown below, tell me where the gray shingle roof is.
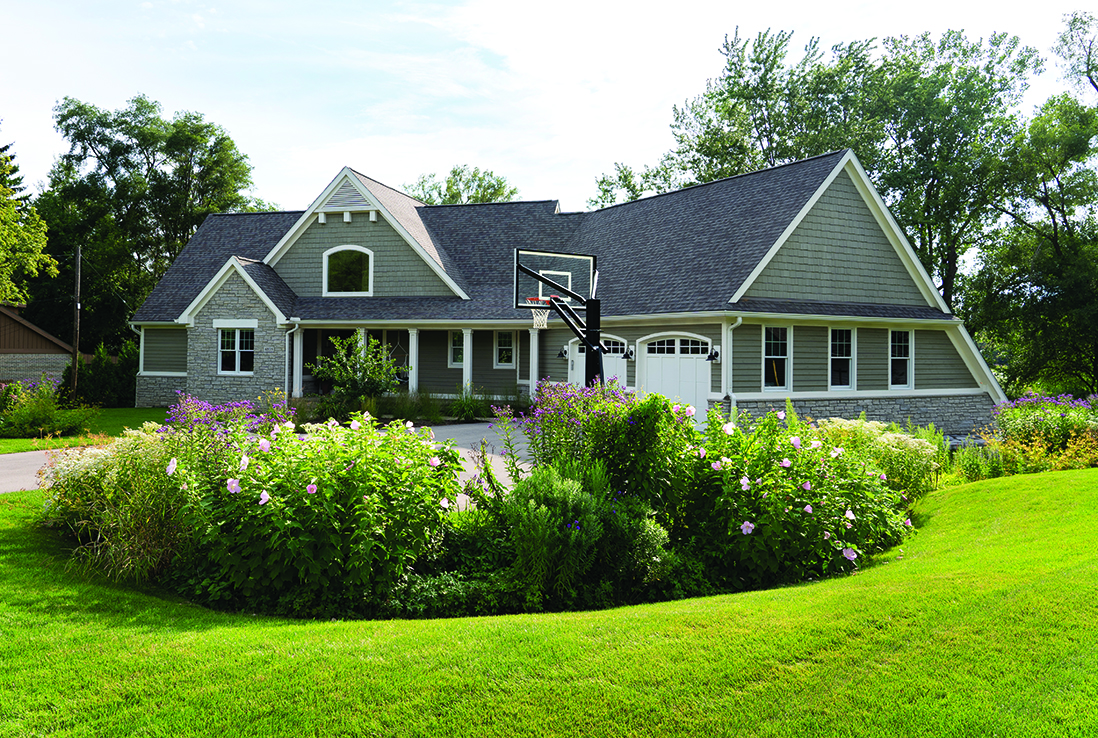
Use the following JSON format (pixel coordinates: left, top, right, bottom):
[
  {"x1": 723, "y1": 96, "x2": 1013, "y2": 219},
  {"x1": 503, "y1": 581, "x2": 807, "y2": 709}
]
[{"x1": 132, "y1": 150, "x2": 951, "y2": 326}]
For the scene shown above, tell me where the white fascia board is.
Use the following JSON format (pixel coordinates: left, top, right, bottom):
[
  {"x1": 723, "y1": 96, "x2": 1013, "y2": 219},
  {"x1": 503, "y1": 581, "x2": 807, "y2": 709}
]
[
  {"x1": 262, "y1": 168, "x2": 470, "y2": 300},
  {"x1": 840, "y1": 155, "x2": 951, "y2": 313},
  {"x1": 176, "y1": 257, "x2": 287, "y2": 327},
  {"x1": 729, "y1": 151, "x2": 851, "y2": 304},
  {"x1": 947, "y1": 324, "x2": 1008, "y2": 404}
]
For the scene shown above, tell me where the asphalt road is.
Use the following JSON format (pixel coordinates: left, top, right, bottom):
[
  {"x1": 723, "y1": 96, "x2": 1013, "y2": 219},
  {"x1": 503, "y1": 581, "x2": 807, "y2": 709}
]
[{"x1": 0, "y1": 422, "x2": 529, "y2": 494}]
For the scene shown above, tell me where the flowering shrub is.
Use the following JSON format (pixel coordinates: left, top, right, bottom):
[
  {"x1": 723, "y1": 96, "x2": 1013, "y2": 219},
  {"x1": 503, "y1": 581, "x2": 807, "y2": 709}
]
[
  {"x1": 994, "y1": 393, "x2": 1098, "y2": 452},
  {"x1": 817, "y1": 417, "x2": 944, "y2": 497},
  {"x1": 44, "y1": 392, "x2": 461, "y2": 618}
]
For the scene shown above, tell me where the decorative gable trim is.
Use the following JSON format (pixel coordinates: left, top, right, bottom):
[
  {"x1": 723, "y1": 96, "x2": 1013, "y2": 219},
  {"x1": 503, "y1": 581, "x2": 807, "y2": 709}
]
[
  {"x1": 729, "y1": 151, "x2": 951, "y2": 314},
  {"x1": 176, "y1": 257, "x2": 288, "y2": 327},
  {"x1": 262, "y1": 168, "x2": 470, "y2": 300}
]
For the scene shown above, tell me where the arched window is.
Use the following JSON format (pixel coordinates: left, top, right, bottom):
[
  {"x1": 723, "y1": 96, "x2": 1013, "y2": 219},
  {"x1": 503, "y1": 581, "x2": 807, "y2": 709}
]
[{"x1": 323, "y1": 245, "x2": 373, "y2": 296}]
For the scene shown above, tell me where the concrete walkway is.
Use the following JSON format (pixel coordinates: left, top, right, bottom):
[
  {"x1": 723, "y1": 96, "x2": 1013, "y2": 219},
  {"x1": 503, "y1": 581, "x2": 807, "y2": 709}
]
[{"x1": 0, "y1": 421, "x2": 530, "y2": 494}]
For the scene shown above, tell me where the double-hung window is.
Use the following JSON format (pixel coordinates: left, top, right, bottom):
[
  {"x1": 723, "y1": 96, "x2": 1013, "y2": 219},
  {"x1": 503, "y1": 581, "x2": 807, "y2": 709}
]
[
  {"x1": 764, "y1": 326, "x2": 789, "y2": 390},
  {"x1": 830, "y1": 329, "x2": 853, "y2": 389},
  {"x1": 890, "y1": 330, "x2": 911, "y2": 388},
  {"x1": 219, "y1": 328, "x2": 254, "y2": 374},
  {"x1": 494, "y1": 331, "x2": 514, "y2": 368},
  {"x1": 448, "y1": 331, "x2": 464, "y2": 368}
]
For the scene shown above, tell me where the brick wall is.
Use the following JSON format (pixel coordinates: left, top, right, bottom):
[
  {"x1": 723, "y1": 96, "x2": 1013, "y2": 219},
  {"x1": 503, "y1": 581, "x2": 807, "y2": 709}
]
[{"x1": 0, "y1": 354, "x2": 71, "y2": 382}]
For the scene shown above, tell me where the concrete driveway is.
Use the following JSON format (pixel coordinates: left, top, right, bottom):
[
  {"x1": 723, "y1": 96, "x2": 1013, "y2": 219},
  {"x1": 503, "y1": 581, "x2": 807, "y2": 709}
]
[{"x1": 0, "y1": 422, "x2": 530, "y2": 494}]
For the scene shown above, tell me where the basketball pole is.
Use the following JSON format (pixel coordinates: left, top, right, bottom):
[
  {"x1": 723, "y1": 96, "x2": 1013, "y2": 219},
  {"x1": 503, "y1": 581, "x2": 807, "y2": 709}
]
[{"x1": 584, "y1": 297, "x2": 603, "y2": 388}]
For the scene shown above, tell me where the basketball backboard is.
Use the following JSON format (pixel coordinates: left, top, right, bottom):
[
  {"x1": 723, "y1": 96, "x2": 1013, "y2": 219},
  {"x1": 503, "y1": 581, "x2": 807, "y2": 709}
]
[{"x1": 513, "y1": 249, "x2": 597, "y2": 311}]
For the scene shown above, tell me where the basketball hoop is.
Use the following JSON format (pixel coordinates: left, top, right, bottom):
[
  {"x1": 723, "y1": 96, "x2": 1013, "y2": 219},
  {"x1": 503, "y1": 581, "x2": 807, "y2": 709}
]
[{"x1": 525, "y1": 297, "x2": 551, "y2": 329}]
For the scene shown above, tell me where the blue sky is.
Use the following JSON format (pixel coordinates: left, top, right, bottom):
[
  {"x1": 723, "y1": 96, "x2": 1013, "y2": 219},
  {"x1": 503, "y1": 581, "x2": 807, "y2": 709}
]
[{"x1": 1, "y1": 0, "x2": 1087, "y2": 213}]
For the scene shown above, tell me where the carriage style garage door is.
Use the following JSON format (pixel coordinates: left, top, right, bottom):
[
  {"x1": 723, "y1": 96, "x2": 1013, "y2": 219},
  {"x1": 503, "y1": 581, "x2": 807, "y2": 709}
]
[{"x1": 640, "y1": 337, "x2": 710, "y2": 412}]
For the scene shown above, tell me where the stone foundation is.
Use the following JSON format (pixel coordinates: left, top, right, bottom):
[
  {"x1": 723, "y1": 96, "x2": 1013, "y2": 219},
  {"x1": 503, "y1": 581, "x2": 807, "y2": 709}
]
[
  {"x1": 730, "y1": 394, "x2": 996, "y2": 436},
  {"x1": 0, "y1": 354, "x2": 72, "y2": 383},
  {"x1": 136, "y1": 375, "x2": 187, "y2": 408}
]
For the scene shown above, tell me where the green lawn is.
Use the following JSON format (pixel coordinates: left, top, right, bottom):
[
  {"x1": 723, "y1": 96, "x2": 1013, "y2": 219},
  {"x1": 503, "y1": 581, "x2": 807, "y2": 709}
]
[
  {"x1": 0, "y1": 408, "x2": 167, "y2": 455},
  {"x1": 1, "y1": 470, "x2": 1096, "y2": 737}
]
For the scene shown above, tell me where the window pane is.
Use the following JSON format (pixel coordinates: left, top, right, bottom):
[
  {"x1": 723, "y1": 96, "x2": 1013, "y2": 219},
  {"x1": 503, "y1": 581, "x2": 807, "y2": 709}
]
[
  {"x1": 239, "y1": 349, "x2": 255, "y2": 372},
  {"x1": 239, "y1": 330, "x2": 254, "y2": 351},
  {"x1": 327, "y1": 250, "x2": 370, "y2": 293},
  {"x1": 831, "y1": 329, "x2": 852, "y2": 358},
  {"x1": 220, "y1": 350, "x2": 236, "y2": 372},
  {"x1": 605, "y1": 340, "x2": 625, "y2": 355},
  {"x1": 832, "y1": 358, "x2": 850, "y2": 387},
  {"x1": 451, "y1": 332, "x2": 463, "y2": 365},
  {"x1": 647, "y1": 339, "x2": 675, "y2": 354},
  {"x1": 765, "y1": 357, "x2": 787, "y2": 388},
  {"x1": 891, "y1": 358, "x2": 908, "y2": 387},
  {"x1": 220, "y1": 329, "x2": 236, "y2": 351},
  {"x1": 890, "y1": 331, "x2": 909, "y2": 358},
  {"x1": 680, "y1": 339, "x2": 707, "y2": 355},
  {"x1": 765, "y1": 327, "x2": 787, "y2": 357}
]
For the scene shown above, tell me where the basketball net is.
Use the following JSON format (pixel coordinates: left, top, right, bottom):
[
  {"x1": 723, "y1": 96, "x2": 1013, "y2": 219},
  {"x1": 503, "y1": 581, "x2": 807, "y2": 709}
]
[{"x1": 525, "y1": 297, "x2": 550, "y2": 329}]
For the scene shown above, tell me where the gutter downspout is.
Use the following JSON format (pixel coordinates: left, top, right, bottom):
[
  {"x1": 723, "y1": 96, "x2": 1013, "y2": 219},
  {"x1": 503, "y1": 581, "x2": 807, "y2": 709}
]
[
  {"x1": 725, "y1": 316, "x2": 742, "y2": 419},
  {"x1": 285, "y1": 321, "x2": 301, "y2": 398}
]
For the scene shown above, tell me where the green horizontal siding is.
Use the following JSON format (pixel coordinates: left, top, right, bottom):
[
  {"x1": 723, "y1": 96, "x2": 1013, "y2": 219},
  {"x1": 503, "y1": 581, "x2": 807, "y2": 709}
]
[
  {"x1": 792, "y1": 325, "x2": 828, "y2": 392},
  {"x1": 915, "y1": 330, "x2": 978, "y2": 389},
  {"x1": 732, "y1": 323, "x2": 762, "y2": 394},
  {"x1": 856, "y1": 328, "x2": 888, "y2": 390},
  {"x1": 143, "y1": 328, "x2": 187, "y2": 373}
]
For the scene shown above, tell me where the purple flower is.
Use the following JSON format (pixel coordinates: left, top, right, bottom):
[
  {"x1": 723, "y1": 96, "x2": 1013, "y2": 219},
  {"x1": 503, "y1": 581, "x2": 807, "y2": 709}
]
[
  {"x1": 440, "y1": 498, "x2": 450, "y2": 509},
  {"x1": 830, "y1": 447, "x2": 844, "y2": 458},
  {"x1": 842, "y1": 548, "x2": 857, "y2": 561},
  {"x1": 845, "y1": 521, "x2": 853, "y2": 529},
  {"x1": 790, "y1": 436, "x2": 802, "y2": 450},
  {"x1": 166, "y1": 458, "x2": 177, "y2": 476},
  {"x1": 672, "y1": 404, "x2": 680, "y2": 413},
  {"x1": 429, "y1": 456, "x2": 441, "y2": 468},
  {"x1": 823, "y1": 531, "x2": 831, "y2": 540},
  {"x1": 306, "y1": 484, "x2": 318, "y2": 495},
  {"x1": 258, "y1": 438, "x2": 271, "y2": 453},
  {"x1": 905, "y1": 518, "x2": 913, "y2": 527},
  {"x1": 741, "y1": 521, "x2": 755, "y2": 535},
  {"x1": 259, "y1": 491, "x2": 271, "y2": 505},
  {"x1": 804, "y1": 504, "x2": 813, "y2": 513},
  {"x1": 810, "y1": 440, "x2": 822, "y2": 450},
  {"x1": 779, "y1": 458, "x2": 792, "y2": 468},
  {"x1": 227, "y1": 478, "x2": 241, "y2": 494},
  {"x1": 880, "y1": 473, "x2": 887, "y2": 481},
  {"x1": 711, "y1": 460, "x2": 722, "y2": 471},
  {"x1": 685, "y1": 405, "x2": 696, "y2": 417},
  {"x1": 350, "y1": 420, "x2": 361, "y2": 431},
  {"x1": 697, "y1": 447, "x2": 707, "y2": 459},
  {"x1": 777, "y1": 411, "x2": 786, "y2": 420},
  {"x1": 740, "y1": 476, "x2": 751, "y2": 491},
  {"x1": 802, "y1": 481, "x2": 812, "y2": 491},
  {"x1": 239, "y1": 454, "x2": 250, "y2": 472},
  {"x1": 845, "y1": 510, "x2": 856, "y2": 521},
  {"x1": 722, "y1": 421, "x2": 735, "y2": 435}
]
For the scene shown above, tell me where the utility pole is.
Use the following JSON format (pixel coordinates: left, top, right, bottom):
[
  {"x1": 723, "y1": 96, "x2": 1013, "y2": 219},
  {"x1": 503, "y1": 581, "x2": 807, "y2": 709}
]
[{"x1": 71, "y1": 244, "x2": 80, "y2": 397}]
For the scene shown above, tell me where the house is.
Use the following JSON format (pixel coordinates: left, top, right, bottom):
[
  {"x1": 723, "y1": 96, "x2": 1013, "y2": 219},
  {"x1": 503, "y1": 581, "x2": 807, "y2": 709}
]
[
  {"x1": 0, "y1": 303, "x2": 76, "y2": 382},
  {"x1": 130, "y1": 149, "x2": 1006, "y2": 434}
]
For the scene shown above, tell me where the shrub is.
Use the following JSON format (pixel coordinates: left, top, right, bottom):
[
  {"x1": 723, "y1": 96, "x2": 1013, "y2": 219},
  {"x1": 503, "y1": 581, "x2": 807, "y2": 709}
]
[
  {"x1": 448, "y1": 385, "x2": 487, "y2": 422},
  {"x1": 61, "y1": 341, "x2": 139, "y2": 408},
  {"x1": 818, "y1": 416, "x2": 941, "y2": 498},
  {"x1": 954, "y1": 443, "x2": 1004, "y2": 482},
  {"x1": 0, "y1": 375, "x2": 99, "y2": 438},
  {"x1": 994, "y1": 393, "x2": 1098, "y2": 452},
  {"x1": 308, "y1": 332, "x2": 404, "y2": 414}
]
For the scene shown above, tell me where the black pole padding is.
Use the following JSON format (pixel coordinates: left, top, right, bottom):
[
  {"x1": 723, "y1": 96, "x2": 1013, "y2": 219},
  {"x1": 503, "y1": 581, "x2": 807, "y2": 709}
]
[{"x1": 584, "y1": 298, "x2": 603, "y2": 388}]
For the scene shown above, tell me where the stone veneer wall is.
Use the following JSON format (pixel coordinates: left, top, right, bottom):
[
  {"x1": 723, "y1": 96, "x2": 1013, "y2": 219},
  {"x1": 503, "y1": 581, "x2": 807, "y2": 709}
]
[
  {"x1": 187, "y1": 274, "x2": 285, "y2": 405},
  {"x1": 136, "y1": 375, "x2": 187, "y2": 408},
  {"x1": 729, "y1": 393, "x2": 996, "y2": 436},
  {"x1": 0, "y1": 354, "x2": 72, "y2": 382}
]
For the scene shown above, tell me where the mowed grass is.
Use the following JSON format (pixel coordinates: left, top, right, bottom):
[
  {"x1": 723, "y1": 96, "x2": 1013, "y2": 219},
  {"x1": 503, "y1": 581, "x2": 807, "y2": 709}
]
[
  {"x1": 0, "y1": 408, "x2": 167, "y2": 454},
  {"x1": 1, "y1": 470, "x2": 1097, "y2": 737}
]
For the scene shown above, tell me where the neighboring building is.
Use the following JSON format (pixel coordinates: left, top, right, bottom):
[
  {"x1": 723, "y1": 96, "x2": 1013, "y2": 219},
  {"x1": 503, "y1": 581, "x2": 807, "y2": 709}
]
[
  {"x1": 130, "y1": 150, "x2": 1005, "y2": 434},
  {"x1": 0, "y1": 303, "x2": 75, "y2": 382}
]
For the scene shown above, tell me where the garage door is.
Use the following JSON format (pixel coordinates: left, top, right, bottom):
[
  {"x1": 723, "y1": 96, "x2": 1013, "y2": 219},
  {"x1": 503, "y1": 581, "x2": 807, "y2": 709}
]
[
  {"x1": 568, "y1": 338, "x2": 628, "y2": 386},
  {"x1": 640, "y1": 338, "x2": 710, "y2": 413}
]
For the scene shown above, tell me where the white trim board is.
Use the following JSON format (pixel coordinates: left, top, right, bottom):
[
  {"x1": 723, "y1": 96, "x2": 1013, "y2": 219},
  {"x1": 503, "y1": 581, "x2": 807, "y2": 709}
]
[{"x1": 176, "y1": 257, "x2": 287, "y2": 326}]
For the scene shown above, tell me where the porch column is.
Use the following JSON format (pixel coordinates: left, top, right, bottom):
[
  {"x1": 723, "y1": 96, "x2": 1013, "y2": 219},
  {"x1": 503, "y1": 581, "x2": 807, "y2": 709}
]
[
  {"x1": 407, "y1": 328, "x2": 419, "y2": 393},
  {"x1": 292, "y1": 328, "x2": 304, "y2": 398},
  {"x1": 528, "y1": 328, "x2": 540, "y2": 394},
  {"x1": 462, "y1": 328, "x2": 473, "y2": 390}
]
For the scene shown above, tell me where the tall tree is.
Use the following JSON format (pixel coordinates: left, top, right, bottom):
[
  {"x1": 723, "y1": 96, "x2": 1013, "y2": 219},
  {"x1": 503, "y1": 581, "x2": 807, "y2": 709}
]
[
  {"x1": 1054, "y1": 10, "x2": 1098, "y2": 95},
  {"x1": 25, "y1": 95, "x2": 267, "y2": 351},
  {"x1": 966, "y1": 95, "x2": 1098, "y2": 394},
  {"x1": 0, "y1": 128, "x2": 57, "y2": 303},
  {"x1": 404, "y1": 165, "x2": 518, "y2": 205}
]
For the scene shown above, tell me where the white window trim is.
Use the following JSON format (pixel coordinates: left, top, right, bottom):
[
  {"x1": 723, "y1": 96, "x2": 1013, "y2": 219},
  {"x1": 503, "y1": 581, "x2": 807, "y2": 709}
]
[
  {"x1": 322, "y1": 245, "x2": 374, "y2": 297},
  {"x1": 493, "y1": 330, "x2": 515, "y2": 369},
  {"x1": 829, "y1": 327, "x2": 856, "y2": 390},
  {"x1": 218, "y1": 327, "x2": 255, "y2": 376},
  {"x1": 762, "y1": 325, "x2": 792, "y2": 392},
  {"x1": 889, "y1": 329, "x2": 914, "y2": 390},
  {"x1": 447, "y1": 330, "x2": 464, "y2": 369}
]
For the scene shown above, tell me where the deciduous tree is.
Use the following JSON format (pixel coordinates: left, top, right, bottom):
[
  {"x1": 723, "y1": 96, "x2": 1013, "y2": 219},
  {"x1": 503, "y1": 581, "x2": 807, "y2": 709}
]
[
  {"x1": 0, "y1": 128, "x2": 57, "y2": 304},
  {"x1": 404, "y1": 165, "x2": 518, "y2": 205}
]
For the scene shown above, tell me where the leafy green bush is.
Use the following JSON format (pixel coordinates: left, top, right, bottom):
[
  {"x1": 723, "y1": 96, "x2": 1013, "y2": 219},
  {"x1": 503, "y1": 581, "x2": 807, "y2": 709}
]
[
  {"x1": 817, "y1": 416, "x2": 942, "y2": 498},
  {"x1": 448, "y1": 385, "x2": 488, "y2": 422},
  {"x1": 0, "y1": 375, "x2": 98, "y2": 438},
  {"x1": 61, "y1": 341, "x2": 139, "y2": 408},
  {"x1": 955, "y1": 443, "x2": 1004, "y2": 482},
  {"x1": 308, "y1": 332, "x2": 404, "y2": 417},
  {"x1": 994, "y1": 393, "x2": 1098, "y2": 452}
]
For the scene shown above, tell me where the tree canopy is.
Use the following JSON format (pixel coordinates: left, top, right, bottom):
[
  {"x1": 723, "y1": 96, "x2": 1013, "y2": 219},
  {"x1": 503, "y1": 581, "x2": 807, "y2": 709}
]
[
  {"x1": 24, "y1": 95, "x2": 267, "y2": 351},
  {"x1": 0, "y1": 126, "x2": 57, "y2": 304},
  {"x1": 404, "y1": 165, "x2": 518, "y2": 205}
]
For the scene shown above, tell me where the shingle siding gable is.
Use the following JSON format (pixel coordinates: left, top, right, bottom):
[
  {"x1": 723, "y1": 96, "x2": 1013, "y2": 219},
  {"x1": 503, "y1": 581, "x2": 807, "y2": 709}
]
[{"x1": 743, "y1": 170, "x2": 928, "y2": 307}]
